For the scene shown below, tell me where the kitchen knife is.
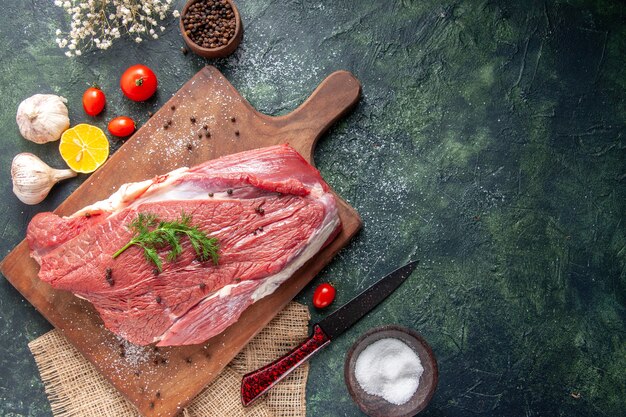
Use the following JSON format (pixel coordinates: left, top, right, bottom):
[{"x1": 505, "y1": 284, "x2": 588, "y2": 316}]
[{"x1": 241, "y1": 260, "x2": 419, "y2": 406}]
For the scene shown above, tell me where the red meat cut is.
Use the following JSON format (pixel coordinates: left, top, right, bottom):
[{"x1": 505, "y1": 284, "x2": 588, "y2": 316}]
[{"x1": 27, "y1": 145, "x2": 341, "y2": 346}]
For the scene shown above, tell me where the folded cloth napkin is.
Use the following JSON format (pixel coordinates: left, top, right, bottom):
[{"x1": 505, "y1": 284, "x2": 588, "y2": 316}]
[{"x1": 28, "y1": 302, "x2": 310, "y2": 417}]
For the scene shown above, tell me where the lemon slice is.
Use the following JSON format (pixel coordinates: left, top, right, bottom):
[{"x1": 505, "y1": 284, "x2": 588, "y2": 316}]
[{"x1": 59, "y1": 124, "x2": 110, "y2": 173}]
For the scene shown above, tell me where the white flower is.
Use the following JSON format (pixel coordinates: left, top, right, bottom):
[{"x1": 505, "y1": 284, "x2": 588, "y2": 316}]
[{"x1": 56, "y1": 0, "x2": 173, "y2": 57}]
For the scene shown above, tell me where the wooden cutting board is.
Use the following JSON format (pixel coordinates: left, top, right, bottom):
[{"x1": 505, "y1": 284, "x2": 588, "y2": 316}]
[{"x1": 0, "y1": 66, "x2": 361, "y2": 417}]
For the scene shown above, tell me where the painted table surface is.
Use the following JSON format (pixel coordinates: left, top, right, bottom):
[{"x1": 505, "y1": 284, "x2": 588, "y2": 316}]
[{"x1": 0, "y1": 0, "x2": 624, "y2": 416}]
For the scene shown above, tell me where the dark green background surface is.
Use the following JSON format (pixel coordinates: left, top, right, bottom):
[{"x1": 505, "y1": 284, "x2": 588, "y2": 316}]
[{"x1": 1, "y1": 0, "x2": 625, "y2": 416}]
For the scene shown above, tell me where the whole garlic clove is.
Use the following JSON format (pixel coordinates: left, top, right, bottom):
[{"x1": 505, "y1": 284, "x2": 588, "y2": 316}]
[
  {"x1": 16, "y1": 94, "x2": 70, "y2": 143},
  {"x1": 11, "y1": 153, "x2": 77, "y2": 205}
]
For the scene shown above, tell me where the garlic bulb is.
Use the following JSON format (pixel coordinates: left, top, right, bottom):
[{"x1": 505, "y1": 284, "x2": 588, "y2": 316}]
[
  {"x1": 11, "y1": 153, "x2": 77, "y2": 205},
  {"x1": 16, "y1": 94, "x2": 70, "y2": 143}
]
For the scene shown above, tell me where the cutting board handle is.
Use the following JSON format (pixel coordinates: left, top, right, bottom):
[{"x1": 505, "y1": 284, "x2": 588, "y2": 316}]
[{"x1": 270, "y1": 71, "x2": 361, "y2": 164}]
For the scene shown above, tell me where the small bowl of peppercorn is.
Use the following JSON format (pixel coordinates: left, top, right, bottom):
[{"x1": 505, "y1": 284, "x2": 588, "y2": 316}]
[{"x1": 180, "y1": 0, "x2": 243, "y2": 59}]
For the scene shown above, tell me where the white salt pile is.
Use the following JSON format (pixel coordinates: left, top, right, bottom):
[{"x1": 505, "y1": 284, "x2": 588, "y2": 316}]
[{"x1": 354, "y1": 338, "x2": 424, "y2": 405}]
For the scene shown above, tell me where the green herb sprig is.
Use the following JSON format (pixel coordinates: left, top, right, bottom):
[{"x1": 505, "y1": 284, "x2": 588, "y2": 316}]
[{"x1": 112, "y1": 213, "x2": 219, "y2": 272}]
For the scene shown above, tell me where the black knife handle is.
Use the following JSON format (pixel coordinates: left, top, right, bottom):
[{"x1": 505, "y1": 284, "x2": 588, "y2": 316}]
[{"x1": 241, "y1": 324, "x2": 330, "y2": 406}]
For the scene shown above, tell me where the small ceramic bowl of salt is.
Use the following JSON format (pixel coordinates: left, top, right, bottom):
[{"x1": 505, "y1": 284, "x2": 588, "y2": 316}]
[{"x1": 344, "y1": 326, "x2": 438, "y2": 417}]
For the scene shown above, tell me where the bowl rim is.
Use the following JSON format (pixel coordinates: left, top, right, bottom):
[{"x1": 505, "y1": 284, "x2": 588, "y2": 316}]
[
  {"x1": 179, "y1": 0, "x2": 242, "y2": 56},
  {"x1": 344, "y1": 325, "x2": 438, "y2": 417}
]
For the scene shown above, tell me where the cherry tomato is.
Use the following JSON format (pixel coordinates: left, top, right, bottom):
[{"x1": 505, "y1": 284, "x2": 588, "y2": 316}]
[
  {"x1": 312, "y1": 282, "x2": 336, "y2": 309},
  {"x1": 108, "y1": 116, "x2": 136, "y2": 137},
  {"x1": 82, "y1": 87, "x2": 106, "y2": 116},
  {"x1": 120, "y1": 64, "x2": 158, "y2": 101}
]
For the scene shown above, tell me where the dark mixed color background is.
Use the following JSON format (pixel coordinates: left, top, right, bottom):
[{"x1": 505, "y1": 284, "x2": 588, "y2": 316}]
[{"x1": 1, "y1": 0, "x2": 624, "y2": 416}]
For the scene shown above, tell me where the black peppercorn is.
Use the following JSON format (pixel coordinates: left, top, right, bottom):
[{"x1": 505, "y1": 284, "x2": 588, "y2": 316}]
[
  {"x1": 105, "y1": 268, "x2": 114, "y2": 286},
  {"x1": 183, "y1": 0, "x2": 237, "y2": 48}
]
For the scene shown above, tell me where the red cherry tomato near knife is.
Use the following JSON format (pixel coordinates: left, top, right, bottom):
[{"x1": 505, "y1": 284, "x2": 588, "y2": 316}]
[
  {"x1": 108, "y1": 116, "x2": 135, "y2": 137},
  {"x1": 120, "y1": 64, "x2": 158, "y2": 102},
  {"x1": 82, "y1": 86, "x2": 106, "y2": 116},
  {"x1": 312, "y1": 282, "x2": 336, "y2": 309}
]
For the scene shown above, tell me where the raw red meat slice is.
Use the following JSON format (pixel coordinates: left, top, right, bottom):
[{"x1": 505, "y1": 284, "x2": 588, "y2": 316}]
[{"x1": 27, "y1": 145, "x2": 341, "y2": 346}]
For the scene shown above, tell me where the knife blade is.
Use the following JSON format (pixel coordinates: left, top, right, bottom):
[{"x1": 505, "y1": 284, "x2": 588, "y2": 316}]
[{"x1": 240, "y1": 260, "x2": 419, "y2": 406}]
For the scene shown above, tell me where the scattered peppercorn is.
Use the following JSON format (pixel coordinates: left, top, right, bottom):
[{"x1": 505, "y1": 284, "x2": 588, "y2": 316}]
[
  {"x1": 183, "y1": 0, "x2": 237, "y2": 49},
  {"x1": 188, "y1": 143, "x2": 194, "y2": 150},
  {"x1": 181, "y1": 46, "x2": 188, "y2": 55},
  {"x1": 234, "y1": 130, "x2": 240, "y2": 136},
  {"x1": 150, "y1": 402, "x2": 155, "y2": 409},
  {"x1": 190, "y1": 116, "x2": 196, "y2": 123},
  {"x1": 148, "y1": 111, "x2": 153, "y2": 118},
  {"x1": 186, "y1": 357, "x2": 193, "y2": 364},
  {"x1": 134, "y1": 370, "x2": 140, "y2": 376},
  {"x1": 230, "y1": 116, "x2": 236, "y2": 122},
  {"x1": 84, "y1": 212, "x2": 91, "y2": 218},
  {"x1": 199, "y1": 282, "x2": 206, "y2": 289},
  {"x1": 167, "y1": 120, "x2": 172, "y2": 126},
  {"x1": 171, "y1": 105, "x2": 176, "y2": 111},
  {"x1": 156, "y1": 296, "x2": 162, "y2": 304},
  {"x1": 105, "y1": 268, "x2": 114, "y2": 286},
  {"x1": 205, "y1": 131, "x2": 211, "y2": 138},
  {"x1": 208, "y1": 192, "x2": 214, "y2": 197},
  {"x1": 227, "y1": 188, "x2": 233, "y2": 195},
  {"x1": 203, "y1": 124, "x2": 208, "y2": 130},
  {"x1": 163, "y1": 124, "x2": 169, "y2": 130},
  {"x1": 255, "y1": 206, "x2": 265, "y2": 215},
  {"x1": 156, "y1": 391, "x2": 161, "y2": 399}
]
